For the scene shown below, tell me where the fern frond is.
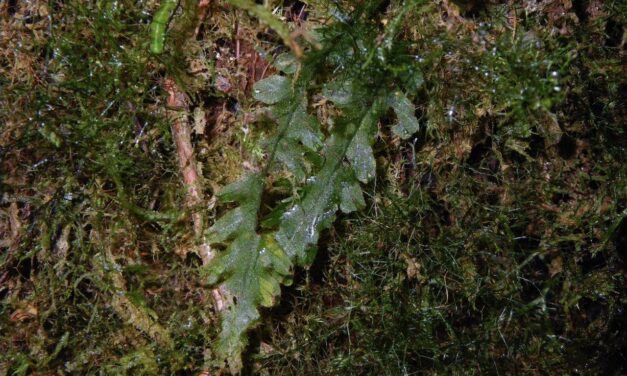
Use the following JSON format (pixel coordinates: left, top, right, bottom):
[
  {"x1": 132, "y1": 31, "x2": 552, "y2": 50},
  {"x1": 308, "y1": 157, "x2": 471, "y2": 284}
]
[{"x1": 205, "y1": 3, "x2": 425, "y2": 371}]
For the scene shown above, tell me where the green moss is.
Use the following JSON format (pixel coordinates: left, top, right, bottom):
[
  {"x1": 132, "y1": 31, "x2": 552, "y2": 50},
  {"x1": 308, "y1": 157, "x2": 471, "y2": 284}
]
[
  {"x1": 254, "y1": 1, "x2": 625, "y2": 374},
  {"x1": 1, "y1": 0, "x2": 625, "y2": 374}
]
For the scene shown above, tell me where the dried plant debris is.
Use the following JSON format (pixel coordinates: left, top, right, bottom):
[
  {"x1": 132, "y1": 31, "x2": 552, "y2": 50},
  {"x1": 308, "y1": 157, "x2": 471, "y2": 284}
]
[{"x1": 1, "y1": 0, "x2": 625, "y2": 374}]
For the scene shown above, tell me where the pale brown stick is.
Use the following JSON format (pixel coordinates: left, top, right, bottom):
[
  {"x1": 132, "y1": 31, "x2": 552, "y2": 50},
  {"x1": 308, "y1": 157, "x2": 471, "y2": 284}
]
[{"x1": 164, "y1": 77, "x2": 225, "y2": 312}]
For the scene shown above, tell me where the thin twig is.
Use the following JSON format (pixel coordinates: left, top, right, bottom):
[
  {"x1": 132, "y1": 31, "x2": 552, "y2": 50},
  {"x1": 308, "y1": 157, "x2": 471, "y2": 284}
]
[{"x1": 164, "y1": 77, "x2": 226, "y2": 312}]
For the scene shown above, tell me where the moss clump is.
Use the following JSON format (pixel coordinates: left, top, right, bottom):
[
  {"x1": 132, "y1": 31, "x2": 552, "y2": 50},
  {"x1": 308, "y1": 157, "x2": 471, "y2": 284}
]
[
  {"x1": 255, "y1": 1, "x2": 626, "y2": 374},
  {"x1": 1, "y1": 0, "x2": 214, "y2": 373}
]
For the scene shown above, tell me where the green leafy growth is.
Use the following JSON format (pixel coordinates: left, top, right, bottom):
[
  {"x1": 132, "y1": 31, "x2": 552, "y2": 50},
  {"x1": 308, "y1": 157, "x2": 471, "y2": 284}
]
[
  {"x1": 275, "y1": 109, "x2": 382, "y2": 263},
  {"x1": 149, "y1": 0, "x2": 178, "y2": 54},
  {"x1": 205, "y1": 1, "x2": 425, "y2": 372},
  {"x1": 252, "y1": 75, "x2": 292, "y2": 104},
  {"x1": 205, "y1": 174, "x2": 294, "y2": 373},
  {"x1": 389, "y1": 91, "x2": 420, "y2": 139}
]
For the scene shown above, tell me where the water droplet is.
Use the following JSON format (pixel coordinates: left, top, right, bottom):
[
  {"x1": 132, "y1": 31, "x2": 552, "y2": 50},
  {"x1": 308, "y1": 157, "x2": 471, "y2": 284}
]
[
  {"x1": 307, "y1": 216, "x2": 318, "y2": 240},
  {"x1": 283, "y1": 205, "x2": 300, "y2": 219},
  {"x1": 413, "y1": 55, "x2": 425, "y2": 63},
  {"x1": 32, "y1": 158, "x2": 48, "y2": 169},
  {"x1": 446, "y1": 107, "x2": 455, "y2": 123}
]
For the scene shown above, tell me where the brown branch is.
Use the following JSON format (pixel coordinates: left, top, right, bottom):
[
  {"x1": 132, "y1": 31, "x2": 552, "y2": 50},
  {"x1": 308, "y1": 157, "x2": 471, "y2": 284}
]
[{"x1": 164, "y1": 77, "x2": 226, "y2": 312}]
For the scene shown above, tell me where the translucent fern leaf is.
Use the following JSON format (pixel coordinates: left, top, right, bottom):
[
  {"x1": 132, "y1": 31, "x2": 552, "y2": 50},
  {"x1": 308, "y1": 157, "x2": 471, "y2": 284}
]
[
  {"x1": 271, "y1": 94, "x2": 323, "y2": 151},
  {"x1": 205, "y1": 174, "x2": 288, "y2": 373},
  {"x1": 346, "y1": 110, "x2": 378, "y2": 183},
  {"x1": 285, "y1": 110, "x2": 323, "y2": 151},
  {"x1": 265, "y1": 87, "x2": 323, "y2": 180},
  {"x1": 206, "y1": 234, "x2": 292, "y2": 374},
  {"x1": 207, "y1": 173, "x2": 263, "y2": 243},
  {"x1": 273, "y1": 52, "x2": 298, "y2": 74},
  {"x1": 206, "y1": 207, "x2": 250, "y2": 244},
  {"x1": 253, "y1": 75, "x2": 292, "y2": 104},
  {"x1": 273, "y1": 137, "x2": 307, "y2": 180},
  {"x1": 208, "y1": 72, "x2": 386, "y2": 373},
  {"x1": 340, "y1": 179, "x2": 366, "y2": 213},
  {"x1": 274, "y1": 183, "x2": 338, "y2": 265},
  {"x1": 275, "y1": 112, "x2": 377, "y2": 264},
  {"x1": 323, "y1": 80, "x2": 357, "y2": 108},
  {"x1": 389, "y1": 91, "x2": 420, "y2": 139},
  {"x1": 217, "y1": 172, "x2": 263, "y2": 204},
  {"x1": 203, "y1": 0, "x2": 434, "y2": 368}
]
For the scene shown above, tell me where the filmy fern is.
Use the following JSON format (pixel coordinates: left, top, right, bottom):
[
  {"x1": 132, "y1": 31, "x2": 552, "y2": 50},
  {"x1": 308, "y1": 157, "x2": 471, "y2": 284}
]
[{"x1": 204, "y1": 1, "x2": 426, "y2": 372}]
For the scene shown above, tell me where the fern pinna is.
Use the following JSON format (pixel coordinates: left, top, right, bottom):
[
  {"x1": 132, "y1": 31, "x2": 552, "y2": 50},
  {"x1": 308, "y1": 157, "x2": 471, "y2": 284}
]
[{"x1": 204, "y1": 1, "x2": 425, "y2": 372}]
